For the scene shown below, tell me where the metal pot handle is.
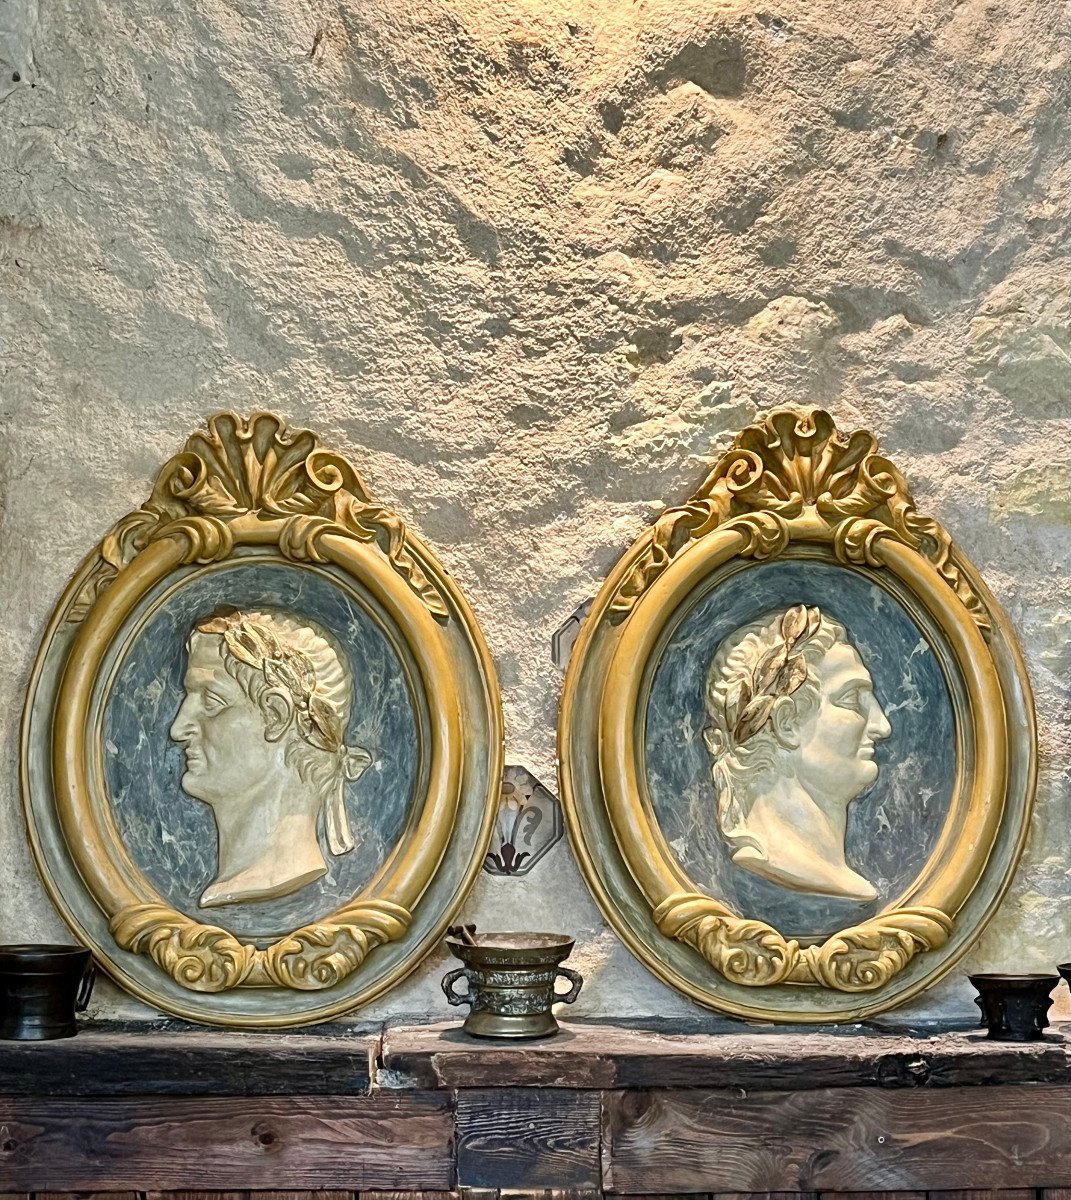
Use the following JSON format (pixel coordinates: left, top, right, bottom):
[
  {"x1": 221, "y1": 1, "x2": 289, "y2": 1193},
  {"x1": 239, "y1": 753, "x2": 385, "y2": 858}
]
[
  {"x1": 441, "y1": 967, "x2": 472, "y2": 1007},
  {"x1": 76, "y1": 962, "x2": 96, "y2": 1013},
  {"x1": 553, "y1": 966, "x2": 583, "y2": 1005}
]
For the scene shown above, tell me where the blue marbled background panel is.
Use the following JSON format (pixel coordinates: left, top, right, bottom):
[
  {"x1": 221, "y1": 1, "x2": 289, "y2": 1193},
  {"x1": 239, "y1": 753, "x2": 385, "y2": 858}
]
[
  {"x1": 102, "y1": 561, "x2": 421, "y2": 939},
  {"x1": 645, "y1": 559, "x2": 957, "y2": 939}
]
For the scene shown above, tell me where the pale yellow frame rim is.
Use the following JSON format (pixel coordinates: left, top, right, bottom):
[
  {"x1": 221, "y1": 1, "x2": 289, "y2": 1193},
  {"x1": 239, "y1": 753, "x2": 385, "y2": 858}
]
[
  {"x1": 559, "y1": 495, "x2": 1033, "y2": 1022},
  {"x1": 600, "y1": 521, "x2": 1006, "y2": 929},
  {"x1": 22, "y1": 412, "x2": 503, "y2": 1027},
  {"x1": 53, "y1": 514, "x2": 462, "y2": 928}
]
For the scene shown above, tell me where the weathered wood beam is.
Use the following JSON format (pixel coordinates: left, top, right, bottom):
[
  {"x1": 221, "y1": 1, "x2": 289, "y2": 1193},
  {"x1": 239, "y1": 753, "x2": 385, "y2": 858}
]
[
  {"x1": 455, "y1": 1090, "x2": 601, "y2": 1191},
  {"x1": 0, "y1": 1095, "x2": 452, "y2": 1192},
  {"x1": 380, "y1": 1023, "x2": 1071, "y2": 1091},
  {"x1": 603, "y1": 1087, "x2": 1071, "y2": 1193},
  {"x1": 0, "y1": 1026, "x2": 380, "y2": 1097}
]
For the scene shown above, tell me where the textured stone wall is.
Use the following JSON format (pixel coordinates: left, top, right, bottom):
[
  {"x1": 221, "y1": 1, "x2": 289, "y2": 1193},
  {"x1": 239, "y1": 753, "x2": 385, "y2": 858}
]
[{"x1": 1, "y1": 0, "x2": 1069, "y2": 1024}]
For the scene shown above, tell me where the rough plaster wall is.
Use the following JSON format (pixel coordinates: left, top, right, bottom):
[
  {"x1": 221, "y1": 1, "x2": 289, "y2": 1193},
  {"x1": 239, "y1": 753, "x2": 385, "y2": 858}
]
[{"x1": 1, "y1": 0, "x2": 1069, "y2": 1024}]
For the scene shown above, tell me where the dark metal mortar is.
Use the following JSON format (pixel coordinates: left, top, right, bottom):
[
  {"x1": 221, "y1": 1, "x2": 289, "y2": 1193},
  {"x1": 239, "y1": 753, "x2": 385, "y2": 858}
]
[
  {"x1": 0, "y1": 944, "x2": 95, "y2": 1040},
  {"x1": 969, "y1": 972, "x2": 1060, "y2": 1041},
  {"x1": 442, "y1": 931, "x2": 582, "y2": 1038}
]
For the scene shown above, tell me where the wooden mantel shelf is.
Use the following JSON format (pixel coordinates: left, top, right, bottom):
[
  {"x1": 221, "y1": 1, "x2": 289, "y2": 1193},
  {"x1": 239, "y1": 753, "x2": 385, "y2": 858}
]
[
  {"x1": 3, "y1": 1020, "x2": 1071, "y2": 1196},
  {"x1": 379, "y1": 1019, "x2": 1071, "y2": 1091},
  {"x1": 3, "y1": 1018, "x2": 1070, "y2": 1094}
]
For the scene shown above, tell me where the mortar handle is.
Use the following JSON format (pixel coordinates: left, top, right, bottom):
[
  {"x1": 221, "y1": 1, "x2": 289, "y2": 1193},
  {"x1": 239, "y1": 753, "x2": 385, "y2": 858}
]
[
  {"x1": 554, "y1": 965, "x2": 583, "y2": 1005},
  {"x1": 76, "y1": 962, "x2": 96, "y2": 1013},
  {"x1": 441, "y1": 967, "x2": 472, "y2": 1007}
]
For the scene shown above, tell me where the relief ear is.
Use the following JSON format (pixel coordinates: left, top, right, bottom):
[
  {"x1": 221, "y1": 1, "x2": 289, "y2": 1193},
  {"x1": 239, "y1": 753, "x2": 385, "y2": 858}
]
[
  {"x1": 769, "y1": 695, "x2": 801, "y2": 749},
  {"x1": 260, "y1": 689, "x2": 295, "y2": 742}
]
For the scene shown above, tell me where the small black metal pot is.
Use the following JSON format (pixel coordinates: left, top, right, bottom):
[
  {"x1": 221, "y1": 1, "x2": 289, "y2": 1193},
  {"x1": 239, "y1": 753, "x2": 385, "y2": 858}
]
[
  {"x1": 442, "y1": 932, "x2": 582, "y2": 1039},
  {"x1": 969, "y1": 973, "x2": 1060, "y2": 1042},
  {"x1": 0, "y1": 944, "x2": 95, "y2": 1040}
]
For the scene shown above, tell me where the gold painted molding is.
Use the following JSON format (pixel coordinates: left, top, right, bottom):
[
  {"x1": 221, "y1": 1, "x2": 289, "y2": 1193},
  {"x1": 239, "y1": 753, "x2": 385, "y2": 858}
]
[
  {"x1": 67, "y1": 411, "x2": 448, "y2": 624},
  {"x1": 611, "y1": 408, "x2": 988, "y2": 633},
  {"x1": 24, "y1": 412, "x2": 502, "y2": 1026},
  {"x1": 560, "y1": 406, "x2": 1035, "y2": 1021}
]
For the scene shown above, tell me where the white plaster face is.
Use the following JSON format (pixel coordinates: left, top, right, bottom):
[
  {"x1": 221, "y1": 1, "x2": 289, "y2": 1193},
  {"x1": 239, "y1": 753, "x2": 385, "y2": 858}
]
[
  {"x1": 704, "y1": 609, "x2": 893, "y2": 902},
  {"x1": 783, "y1": 641, "x2": 892, "y2": 809},
  {"x1": 168, "y1": 615, "x2": 366, "y2": 909},
  {"x1": 169, "y1": 634, "x2": 282, "y2": 808}
]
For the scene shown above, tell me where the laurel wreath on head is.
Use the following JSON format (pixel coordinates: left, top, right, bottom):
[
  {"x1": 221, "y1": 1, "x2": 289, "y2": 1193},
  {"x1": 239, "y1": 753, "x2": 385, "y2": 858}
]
[
  {"x1": 723, "y1": 604, "x2": 823, "y2": 749},
  {"x1": 199, "y1": 612, "x2": 345, "y2": 754}
]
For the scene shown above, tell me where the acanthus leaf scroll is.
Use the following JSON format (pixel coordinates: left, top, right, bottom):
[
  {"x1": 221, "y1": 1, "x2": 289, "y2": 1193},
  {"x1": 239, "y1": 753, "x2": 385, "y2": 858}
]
[
  {"x1": 67, "y1": 412, "x2": 448, "y2": 623},
  {"x1": 610, "y1": 407, "x2": 988, "y2": 636}
]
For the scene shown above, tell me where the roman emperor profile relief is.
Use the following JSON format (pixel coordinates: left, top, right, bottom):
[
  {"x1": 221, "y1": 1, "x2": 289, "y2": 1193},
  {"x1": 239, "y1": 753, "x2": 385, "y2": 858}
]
[
  {"x1": 698, "y1": 604, "x2": 892, "y2": 901},
  {"x1": 169, "y1": 607, "x2": 373, "y2": 908}
]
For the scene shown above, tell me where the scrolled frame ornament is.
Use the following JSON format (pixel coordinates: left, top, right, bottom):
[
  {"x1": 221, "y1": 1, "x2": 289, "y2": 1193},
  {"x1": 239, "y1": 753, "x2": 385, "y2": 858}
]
[
  {"x1": 23, "y1": 412, "x2": 502, "y2": 1027},
  {"x1": 560, "y1": 407, "x2": 1035, "y2": 1022}
]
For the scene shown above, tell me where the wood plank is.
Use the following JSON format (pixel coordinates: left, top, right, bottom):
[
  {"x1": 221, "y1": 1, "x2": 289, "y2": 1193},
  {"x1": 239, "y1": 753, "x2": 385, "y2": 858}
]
[
  {"x1": 38, "y1": 1194, "x2": 139, "y2": 1200},
  {"x1": 361, "y1": 1194, "x2": 458, "y2": 1200},
  {"x1": 603, "y1": 1086, "x2": 1071, "y2": 1193},
  {"x1": 143, "y1": 1193, "x2": 248, "y2": 1200},
  {"x1": 928, "y1": 1194, "x2": 1036, "y2": 1200},
  {"x1": 714, "y1": 1194, "x2": 817, "y2": 1200},
  {"x1": 143, "y1": 1190, "x2": 355, "y2": 1200},
  {"x1": 630, "y1": 1194, "x2": 712, "y2": 1200},
  {"x1": 491, "y1": 1193, "x2": 600, "y2": 1200},
  {"x1": 246, "y1": 1193, "x2": 355, "y2": 1199},
  {"x1": 486, "y1": 1193, "x2": 599, "y2": 1200},
  {"x1": 381, "y1": 1022, "x2": 1071, "y2": 1091},
  {"x1": 0, "y1": 1024, "x2": 379, "y2": 1096},
  {"x1": 0, "y1": 1094, "x2": 451, "y2": 1192},
  {"x1": 41, "y1": 1197, "x2": 357, "y2": 1200},
  {"x1": 456, "y1": 1089, "x2": 600, "y2": 1190},
  {"x1": 821, "y1": 1193, "x2": 925, "y2": 1200}
]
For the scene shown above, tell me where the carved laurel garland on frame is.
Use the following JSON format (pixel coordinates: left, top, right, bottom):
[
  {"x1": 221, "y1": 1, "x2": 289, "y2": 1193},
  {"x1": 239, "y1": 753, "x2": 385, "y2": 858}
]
[
  {"x1": 66, "y1": 410, "x2": 448, "y2": 623},
  {"x1": 610, "y1": 407, "x2": 988, "y2": 636},
  {"x1": 612, "y1": 407, "x2": 984, "y2": 993}
]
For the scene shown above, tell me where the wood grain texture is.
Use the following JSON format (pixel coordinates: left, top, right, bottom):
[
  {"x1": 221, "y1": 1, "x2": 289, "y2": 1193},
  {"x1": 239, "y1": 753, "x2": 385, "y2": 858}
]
[
  {"x1": 38, "y1": 1194, "x2": 139, "y2": 1200},
  {"x1": 0, "y1": 1026, "x2": 378, "y2": 1096},
  {"x1": 482, "y1": 1192, "x2": 599, "y2": 1200},
  {"x1": 380, "y1": 1023, "x2": 1071, "y2": 1091},
  {"x1": 143, "y1": 1193, "x2": 249, "y2": 1200},
  {"x1": 491, "y1": 1192, "x2": 601, "y2": 1200},
  {"x1": 818, "y1": 1193, "x2": 924, "y2": 1200},
  {"x1": 0, "y1": 1094, "x2": 452, "y2": 1192},
  {"x1": 603, "y1": 1086, "x2": 1071, "y2": 1193},
  {"x1": 360, "y1": 1193, "x2": 458, "y2": 1200},
  {"x1": 712, "y1": 1194, "x2": 819, "y2": 1200},
  {"x1": 456, "y1": 1089, "x2": 600, "y2": 1191},
  {"x1": 927, "y1": 1194, "x2": 1036, "y2": 1200},
  {"x1": 620, "y1": 1194, "x2": 717, "y2": 1200}
]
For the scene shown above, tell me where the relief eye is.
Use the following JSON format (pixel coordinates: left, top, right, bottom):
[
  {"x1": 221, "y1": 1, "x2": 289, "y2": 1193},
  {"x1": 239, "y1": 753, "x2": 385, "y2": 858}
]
[{"x1": 204, "y1": 692, "x2": 228, "y2": 712}]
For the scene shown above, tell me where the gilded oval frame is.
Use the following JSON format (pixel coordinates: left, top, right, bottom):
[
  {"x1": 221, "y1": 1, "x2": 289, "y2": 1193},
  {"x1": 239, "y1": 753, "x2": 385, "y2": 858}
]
[
  {"x1": 22, "y1": 412, "x2": 503, "y2": 1027},
  {"x1": 559, "y1": 407, "x2": 1035, "y2": 1022}
]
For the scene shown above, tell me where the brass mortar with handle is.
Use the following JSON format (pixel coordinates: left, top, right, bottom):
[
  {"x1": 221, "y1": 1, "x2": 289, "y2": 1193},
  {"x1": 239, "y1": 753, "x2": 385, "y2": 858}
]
[{"x1": 442, "y1": 927, "x2": 583, "y2": 1038}]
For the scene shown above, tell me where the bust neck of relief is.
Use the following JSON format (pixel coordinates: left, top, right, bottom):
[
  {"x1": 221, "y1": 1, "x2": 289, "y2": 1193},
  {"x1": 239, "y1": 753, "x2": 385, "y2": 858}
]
[
  {"x1": 729, "y1": 773, "x2": 878, "y2": 901},
  {"x1": 200, "y1": 773, "x2": 328, "y2": 906}
]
